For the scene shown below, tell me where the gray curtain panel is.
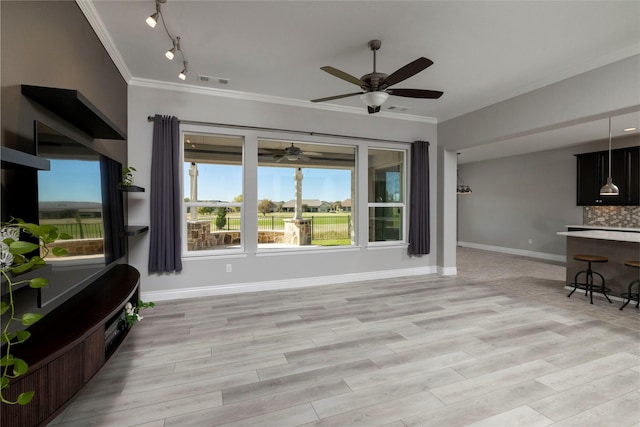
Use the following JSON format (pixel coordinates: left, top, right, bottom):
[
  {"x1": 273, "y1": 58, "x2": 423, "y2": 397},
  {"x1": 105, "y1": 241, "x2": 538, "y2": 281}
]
[
  {"x1": 148, "y1": 114, "x2": 183, "y2": 273},
  {"x1": 408, "y1": 140, "x2": 430, "y2": 256},
  {"x1": 100, "y1": 156, "x2": 125, "y2": 264}
]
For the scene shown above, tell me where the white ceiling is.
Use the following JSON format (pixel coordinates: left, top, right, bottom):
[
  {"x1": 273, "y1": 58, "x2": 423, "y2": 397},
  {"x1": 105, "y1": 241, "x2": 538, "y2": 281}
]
[{"x1": 84, "y1": 1, "x2": 640, "y2": 162}]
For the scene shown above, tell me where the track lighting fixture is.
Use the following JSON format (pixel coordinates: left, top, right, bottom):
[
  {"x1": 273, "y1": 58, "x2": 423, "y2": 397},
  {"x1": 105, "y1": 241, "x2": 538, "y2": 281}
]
[
  {"x1": 165, "y1": 37, "x2": 180, "y2": 60},
  {"x1": 144, "y1": 0, "x2": 189, "y2": 81},
  {"x1": 145, "y1": 0, "x2": 165, "y2": 28},
  {"x1": 178, "y1": 61, "x2": 188, "y2": 80}
]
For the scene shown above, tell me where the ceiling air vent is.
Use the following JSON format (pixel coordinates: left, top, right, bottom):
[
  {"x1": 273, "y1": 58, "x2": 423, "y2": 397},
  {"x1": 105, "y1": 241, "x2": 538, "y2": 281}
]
[
  {"x1": 198, "y1": 75, "x2": 229, "y2": 85},
  {"x1": 387, "y1": 105, "x2": 410, "y2": 112}
]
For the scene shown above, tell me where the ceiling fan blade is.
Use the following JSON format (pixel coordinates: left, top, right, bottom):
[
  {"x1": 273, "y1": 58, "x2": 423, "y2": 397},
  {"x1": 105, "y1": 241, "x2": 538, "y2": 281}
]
[
  {"x1": 381, "y1": 57, "x2": 433, "y2": 89},
  {"x1": 367, "y1": 105, "x2": 381, "y2": 114},
  {"x1": 387, "y1": 88, "x2": 443, "y2": 99},
  {"x1": 321, "y1": 66, "x2": 368, "y2": 87},
  {"x1": 311, "y1": 92, "x2": 363, "y2": 103}
]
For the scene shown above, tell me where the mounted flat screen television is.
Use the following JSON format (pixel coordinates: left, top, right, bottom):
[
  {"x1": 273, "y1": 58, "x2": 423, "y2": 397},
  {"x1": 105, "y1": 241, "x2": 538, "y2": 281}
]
[{"x1": 35, "y1": 121, "x2": 125, "y2": 308}]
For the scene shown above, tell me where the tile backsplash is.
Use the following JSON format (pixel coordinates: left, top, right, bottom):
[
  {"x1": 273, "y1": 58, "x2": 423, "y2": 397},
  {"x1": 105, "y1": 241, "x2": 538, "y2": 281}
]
[{"x1": 583, "y1": 206, "x2": 640, "y2": 228}]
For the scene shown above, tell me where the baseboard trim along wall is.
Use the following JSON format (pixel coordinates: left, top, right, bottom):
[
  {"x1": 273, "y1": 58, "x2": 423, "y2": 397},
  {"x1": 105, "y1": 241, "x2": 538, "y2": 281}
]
[
  {"x1": 142, "y1": 266, "x2": 437, "y2": 302},
  {"x1": 457, "y1": 241, "x2": 566, "y2": 263}
]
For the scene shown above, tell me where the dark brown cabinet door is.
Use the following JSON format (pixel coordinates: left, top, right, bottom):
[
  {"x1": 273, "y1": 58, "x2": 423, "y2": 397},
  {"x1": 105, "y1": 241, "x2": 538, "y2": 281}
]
[
  {"x1": 576, "y1": 147, "x2": 639, "y2": 206},
  {"x1": 576, "y1": 152, "x2": 605, "y2": 205},
  {"x1": 625, "y1": 146, "x2": 640, "y2": 205}
]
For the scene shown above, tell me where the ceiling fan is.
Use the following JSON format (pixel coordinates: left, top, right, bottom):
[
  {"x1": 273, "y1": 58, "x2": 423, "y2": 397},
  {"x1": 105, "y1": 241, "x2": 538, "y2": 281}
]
[
  {"x1": 311, "y1": 40, "x2": 443, "y2": 114},
  {"x1": 259, "y1": 143, "x2": 323, "y2": 162}
]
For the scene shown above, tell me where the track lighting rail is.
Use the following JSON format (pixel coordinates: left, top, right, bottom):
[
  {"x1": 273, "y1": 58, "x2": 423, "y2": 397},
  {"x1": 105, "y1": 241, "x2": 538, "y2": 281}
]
[{"x1": 146, "y1": 0, "x2": 188, "y2": 81}]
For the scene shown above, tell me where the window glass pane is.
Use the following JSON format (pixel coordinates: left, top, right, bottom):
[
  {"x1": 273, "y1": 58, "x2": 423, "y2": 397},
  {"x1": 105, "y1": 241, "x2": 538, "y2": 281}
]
[
  {"x1": 258, "y1": 139, "x2": 355, "y2": 248},
  {"x1": 368, "y1": 149, "x2": 404, "y2": 203},
  {"x1": 368, "y1": 207, "x2": 403, "y2": 242},
  {"x1": 183, "y1": 134, "x2": 243, "y2": 252},
  {"x1": 368, "y1": 148, "x2": 405, "y2": 243}
]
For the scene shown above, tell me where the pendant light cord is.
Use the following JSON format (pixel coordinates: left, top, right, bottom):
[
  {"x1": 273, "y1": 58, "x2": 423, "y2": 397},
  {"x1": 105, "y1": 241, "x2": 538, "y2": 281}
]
[{"x1": 608, "y1": 116, "x2": 612, "y2": 179}]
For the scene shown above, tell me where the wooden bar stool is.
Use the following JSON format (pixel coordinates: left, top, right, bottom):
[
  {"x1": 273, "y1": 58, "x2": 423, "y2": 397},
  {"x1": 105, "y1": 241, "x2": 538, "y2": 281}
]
[
  {"x1": 620, "y1": 260, "x2": 640, "y2": 311},
  {"x1": 567, "y1": 254, "x2": 612, "y2": 304}
]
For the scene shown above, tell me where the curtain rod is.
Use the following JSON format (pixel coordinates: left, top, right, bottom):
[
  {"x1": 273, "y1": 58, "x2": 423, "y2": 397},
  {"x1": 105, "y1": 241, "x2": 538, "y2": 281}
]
[{"x1": 146, "y1": 115, "x2": 411, "y2": 144}]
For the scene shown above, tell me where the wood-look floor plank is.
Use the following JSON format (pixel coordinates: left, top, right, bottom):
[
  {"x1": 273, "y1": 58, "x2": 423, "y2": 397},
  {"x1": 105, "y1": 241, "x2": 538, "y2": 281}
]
[{"x1": 49, "y1": 248, "x2": 640, "y2": 427}]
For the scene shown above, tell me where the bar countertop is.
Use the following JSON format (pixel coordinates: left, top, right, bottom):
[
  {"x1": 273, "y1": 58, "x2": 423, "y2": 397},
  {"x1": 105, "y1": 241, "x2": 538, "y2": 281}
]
[
  {"x1": 564, "y1": 225, "x2": 640, "y2": 232},
  {"x1": 557, "y1": 230, "x2": 640, "y2": 243}
]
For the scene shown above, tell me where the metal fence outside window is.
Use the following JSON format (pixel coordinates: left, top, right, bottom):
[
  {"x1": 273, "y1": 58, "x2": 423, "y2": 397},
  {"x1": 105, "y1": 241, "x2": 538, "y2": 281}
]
[
  {"x1": 218, "y1": 216, "x2": 352, "y2": 240},
  {"x1": 47, "y1": 223, "x2": 103, "y2": 239}
]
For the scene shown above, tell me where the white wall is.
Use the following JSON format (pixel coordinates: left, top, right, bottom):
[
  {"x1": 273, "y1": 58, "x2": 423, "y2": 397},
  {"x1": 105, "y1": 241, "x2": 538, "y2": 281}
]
[
  {"x1": 457, "y1": 135, "x2": 640, "y2": 261},
  {"x1": 127, "y1": 83, "x2": 439, "y2": 300},
  {"x1": 457, "y1": 145, "x2": 583, "y2": 261}
]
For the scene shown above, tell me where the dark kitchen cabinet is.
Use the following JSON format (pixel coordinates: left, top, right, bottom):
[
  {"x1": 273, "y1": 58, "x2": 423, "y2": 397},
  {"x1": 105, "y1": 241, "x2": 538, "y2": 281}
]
[{"x1": 576, "y1": 147, "x2": 639, "y2": 206}]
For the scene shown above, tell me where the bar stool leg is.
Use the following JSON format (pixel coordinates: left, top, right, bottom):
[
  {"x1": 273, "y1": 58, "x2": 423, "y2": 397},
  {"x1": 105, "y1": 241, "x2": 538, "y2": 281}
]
[
  {"x1": 620, "y1": 279, "x2": 640, "y2": 311},
  {"x1": 592, "y1": 271, "x2": 611, "y2": 304}
]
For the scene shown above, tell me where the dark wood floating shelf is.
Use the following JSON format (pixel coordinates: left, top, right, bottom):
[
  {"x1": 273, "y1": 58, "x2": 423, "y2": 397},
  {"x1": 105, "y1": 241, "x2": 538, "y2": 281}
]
[
  {"x1": 119, "y1": 184, "x2": 145, "y2": 192},
  {"x1": 21, "y1": 85, "x2": 126, "y2": 140},
  {"x1": 126, "y1": 225, "x2": 149, "y2": 236},
  {"x1": 1, "y1": 146, "x2": 50, "y2": 170}
]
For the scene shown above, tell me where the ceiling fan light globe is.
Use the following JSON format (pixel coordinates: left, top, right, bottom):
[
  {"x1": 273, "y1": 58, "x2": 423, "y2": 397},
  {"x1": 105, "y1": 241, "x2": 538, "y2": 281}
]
[{"x1": 361, "y1": 91, "x2": 389, "y2": 107}]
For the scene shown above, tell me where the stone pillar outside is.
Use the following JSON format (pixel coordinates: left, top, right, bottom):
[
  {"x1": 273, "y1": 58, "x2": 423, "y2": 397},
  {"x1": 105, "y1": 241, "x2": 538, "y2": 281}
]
[{"x1": 284, "y1": 218, "x2": 311, "y2": 246}]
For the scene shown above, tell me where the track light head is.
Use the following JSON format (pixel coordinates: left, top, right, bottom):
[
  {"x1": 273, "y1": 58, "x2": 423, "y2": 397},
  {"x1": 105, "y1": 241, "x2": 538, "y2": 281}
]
[
  {"x1": 178, "y1": 61, "x2": 188, "y2": 80},
  {"x1": 146, "y1": 12, "x2": 159, "y2": 28},
  {"x1": 145, "y1": 0, "x2": 166, "y2": 28},
  {"x1": 165, "y1": 38, "x2": 177, "y2": 60}
]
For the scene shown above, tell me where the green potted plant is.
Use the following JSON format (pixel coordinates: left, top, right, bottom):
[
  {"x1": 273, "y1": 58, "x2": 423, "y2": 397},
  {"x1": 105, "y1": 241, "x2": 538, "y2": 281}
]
[
  {"x1": 120, "y1": 166, "x2": 137, "y2": 187},
  {"x1": 0, "y1": 219, "x2": 70, "y2": 405}
]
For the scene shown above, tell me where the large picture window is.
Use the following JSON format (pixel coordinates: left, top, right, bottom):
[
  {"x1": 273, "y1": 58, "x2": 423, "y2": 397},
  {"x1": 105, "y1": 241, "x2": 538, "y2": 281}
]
[
  {"x1": 183, "y1": 134, "x2": 243, "y2": 253},
  {"x1": 368, "y1": 148, "x2": 406, "y2": 243},
  {"x1": 257, "y1": 139, "x2": 356, "y2": 248}
]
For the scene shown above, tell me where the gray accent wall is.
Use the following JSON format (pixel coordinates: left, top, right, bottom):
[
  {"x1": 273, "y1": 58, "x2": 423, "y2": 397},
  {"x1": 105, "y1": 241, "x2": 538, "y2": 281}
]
[
  {"x1": 457, "y1": 135, "x2": 640, "y2": 258},
  {"x1": 1, "y1": 0, "x2": 127, "y2": 163},
  {"x1": 127, "y1": 85, "x2": 439, "y2": 298}
]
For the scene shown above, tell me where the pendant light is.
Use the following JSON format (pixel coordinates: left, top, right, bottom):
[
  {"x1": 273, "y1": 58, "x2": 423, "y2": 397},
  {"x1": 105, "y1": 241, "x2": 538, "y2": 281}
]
[{"x1": 599, "y1": 117, "x2": 619, "y2": 196}]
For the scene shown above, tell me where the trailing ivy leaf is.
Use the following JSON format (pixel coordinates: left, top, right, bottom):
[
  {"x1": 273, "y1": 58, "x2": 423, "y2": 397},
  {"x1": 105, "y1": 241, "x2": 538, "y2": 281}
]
[
  {"x1": 17, "y1": 391, "x2": 34, "y2": 405},
  {"x1": 1, "y1": 332, "x2": 15, "y2": 343},
  {"x1": 52, "y1": 247, "x2": 68, "y2": 256},
  {"x1": 13, "y1": 358, "x2": 28, "y2": 376},
  {"x1": 1, "y1": 376, "x2": 9, "y2": 390},
  {"x1": 0, "y1": 354, "x2": 15, "y2": 366},
  {"x1": 17, "y1": 221, "x2": 43, "y2": 237},
  {"x1": 21, "y1": 312, "x2": 43, "y2": 326},
  {"x1": 29, "y1": 277, "x2": 49, "y2": 289},
  {"x1": 8, "y1": 241, "x2": 40, "y2": 255},
  {"x1": 0, "y1": 301, "x2": 9, "y2": 316},
  {"x1": 15, "y1": 330, "x2": 30, "y2": 343},
  {"x1": 59, "y1": 233, "x2": 73, "y2": 240}
]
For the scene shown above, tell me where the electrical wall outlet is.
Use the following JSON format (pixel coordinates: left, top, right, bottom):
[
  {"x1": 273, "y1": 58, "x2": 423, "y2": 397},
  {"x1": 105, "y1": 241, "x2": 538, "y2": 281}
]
[
  {"x1": 528, "y1": 239, "x2": 533, "y2": 245},
  {"x1": 226, "y1": 264, "x2": 232, "y2": 273}
]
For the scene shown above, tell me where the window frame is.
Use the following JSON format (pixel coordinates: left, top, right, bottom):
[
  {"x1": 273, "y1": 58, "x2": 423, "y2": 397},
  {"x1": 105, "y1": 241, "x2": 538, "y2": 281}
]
[
  {"x1": 181, "y1": 130, "x2": 245, "y2": 257},
  {"x1": 367, "y1": 147, "x2": 408, "y2": 246}
]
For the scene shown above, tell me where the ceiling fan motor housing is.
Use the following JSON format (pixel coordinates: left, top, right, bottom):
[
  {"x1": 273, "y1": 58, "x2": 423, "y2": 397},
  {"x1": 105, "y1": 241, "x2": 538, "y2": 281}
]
[{"x1": 361, "y1": 73, "x2": 388, "y2": 91}]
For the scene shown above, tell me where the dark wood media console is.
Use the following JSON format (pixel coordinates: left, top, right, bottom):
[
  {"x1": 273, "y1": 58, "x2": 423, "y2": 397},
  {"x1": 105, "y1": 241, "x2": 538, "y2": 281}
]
[{"x1": 1, "y1": 264, "x2": 140, "y2": 426}]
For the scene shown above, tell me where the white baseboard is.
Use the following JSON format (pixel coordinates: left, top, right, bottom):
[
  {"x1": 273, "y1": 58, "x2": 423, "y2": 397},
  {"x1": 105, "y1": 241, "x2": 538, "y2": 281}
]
[
  {"x1": 438, "y1": 266, "x2": 458, "y2": 276},
  {"x1": 141, "y1": 266, "x2": 437, "y2": 302},
  {"x1": 457, "y1": 241, "x2": 566, "y2": 263}
]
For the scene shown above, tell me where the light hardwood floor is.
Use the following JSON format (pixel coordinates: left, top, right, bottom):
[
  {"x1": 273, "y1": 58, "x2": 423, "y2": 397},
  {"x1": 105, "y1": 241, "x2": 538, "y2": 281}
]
[{"x1": 50, "y1": 248, "x2": 640, "y2": 426}]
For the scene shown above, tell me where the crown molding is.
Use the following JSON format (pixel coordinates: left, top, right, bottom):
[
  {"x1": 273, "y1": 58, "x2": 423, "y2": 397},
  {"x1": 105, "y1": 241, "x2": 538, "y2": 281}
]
[
  {"x1": 129, "y1": 78, "x2": 438, "y2": 124},
  {"x1": 76, "y1": 0, "x2": 132, "y2": 82}
]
